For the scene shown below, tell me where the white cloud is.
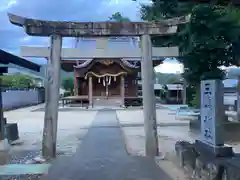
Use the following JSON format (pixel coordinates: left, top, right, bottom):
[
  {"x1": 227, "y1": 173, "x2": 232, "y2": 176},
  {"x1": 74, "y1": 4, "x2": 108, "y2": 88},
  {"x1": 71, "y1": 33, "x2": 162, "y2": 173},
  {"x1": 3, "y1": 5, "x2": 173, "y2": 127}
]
[
  {"x1": 0, "y1": 0, "x2": 141, "y2": 65},
  {"x1": 108, "y1": 0, "x2": 134, "y2": 6},
  {"x1": 155, "y1": 62, "x2": 183, "y2": 74},
  {"x1": 100, "y1": 0, "x2": 140, "y2": 20},
  {"x1": 0, "y1": 0, "x2": 17, "y2": 12},
  {"x1": 20, "y1": 36, "x2": 31, "y2": 42}
]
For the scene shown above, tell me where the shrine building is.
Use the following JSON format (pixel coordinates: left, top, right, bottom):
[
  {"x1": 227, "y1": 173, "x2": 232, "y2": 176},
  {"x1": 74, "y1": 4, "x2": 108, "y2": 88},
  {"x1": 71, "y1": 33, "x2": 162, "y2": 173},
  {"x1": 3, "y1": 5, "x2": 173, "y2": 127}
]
[
  {"x1": 60, "y1": 37, "x2": 165, "y2": 106},
  {"x1": 20, "y1": 37, "x2": 178, "y2": 106}
]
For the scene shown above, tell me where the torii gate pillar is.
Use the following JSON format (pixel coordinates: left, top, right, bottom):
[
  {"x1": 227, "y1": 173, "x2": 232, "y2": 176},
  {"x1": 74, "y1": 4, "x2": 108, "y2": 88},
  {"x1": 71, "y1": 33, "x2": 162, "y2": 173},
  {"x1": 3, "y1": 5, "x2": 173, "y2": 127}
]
[
  {"x1": 42, "y1": 34, "x2": 62, "y2": 158},
  {"x1": 141, "y1": 34, "x2": 158, "y2": 156}
]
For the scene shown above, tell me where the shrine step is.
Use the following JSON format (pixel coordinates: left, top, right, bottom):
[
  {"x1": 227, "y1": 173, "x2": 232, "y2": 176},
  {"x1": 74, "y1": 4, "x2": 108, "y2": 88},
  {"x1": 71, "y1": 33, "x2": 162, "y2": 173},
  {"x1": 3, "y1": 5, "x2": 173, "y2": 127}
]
[{"x1": 93, "y1": 98, "x2": 122, "y2": 106}]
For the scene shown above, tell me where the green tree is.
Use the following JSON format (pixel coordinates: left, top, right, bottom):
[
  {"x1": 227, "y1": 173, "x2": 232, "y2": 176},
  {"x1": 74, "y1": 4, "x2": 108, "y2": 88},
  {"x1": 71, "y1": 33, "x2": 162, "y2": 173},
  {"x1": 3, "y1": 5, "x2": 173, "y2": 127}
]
[
  {"x1": 62, "y1": 77, "x2": 74, "y2": 94},
  {"x1": 0, "y1": 74, "x2": 36, "y2": 88},
  {"x1": 166, "y1": 76, "x2": 181, "y2": 84},
  {"x1": 154, "y1": 72, "x2": 181, "y2": 84},
  {"x1": 141, "y1": 1, "x2": 240, "y2": 106},
  {"x1": 141, "y1": 1, "x2": 240, "y2": 82},
  {"x1": 182, "y1": 5, "x2": 240, "y2": 83},
  {"x1": 109, "y1": 12, "x2": 131, "y2": 22}
]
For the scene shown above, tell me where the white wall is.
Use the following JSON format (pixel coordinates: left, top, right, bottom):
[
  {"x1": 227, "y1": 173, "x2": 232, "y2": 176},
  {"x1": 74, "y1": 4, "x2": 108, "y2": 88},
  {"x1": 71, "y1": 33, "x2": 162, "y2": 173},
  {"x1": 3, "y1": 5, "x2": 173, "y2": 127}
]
[{"x1": 2, "y1": 90, "x2": 39, "y2": 109}]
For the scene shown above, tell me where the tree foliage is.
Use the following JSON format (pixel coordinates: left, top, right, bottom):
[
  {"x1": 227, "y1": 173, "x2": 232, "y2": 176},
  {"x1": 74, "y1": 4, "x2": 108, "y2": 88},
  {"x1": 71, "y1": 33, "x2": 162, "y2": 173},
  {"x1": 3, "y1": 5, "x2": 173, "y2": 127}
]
[
  {"x1": 0, "y1": 74, "x2": 36, "y2": 88},
  {"x1": 183, "y1": 5, "x2": 240, "y2": 83},
  {"x1": 62, "y1": 77, "x2": 74, "y2": 94},
  {"x1": 109, "y1": 12, "x2": 131, "y2": 22},
  {"x1": 155, "y1": 72, "x2": 182, "y2": 84},
  {"x1": 141, "y1": 0, "x2": 240, "y2": 85},
  {"x1": 141, "y1": 0, "x2": 240, "y2": 107}
]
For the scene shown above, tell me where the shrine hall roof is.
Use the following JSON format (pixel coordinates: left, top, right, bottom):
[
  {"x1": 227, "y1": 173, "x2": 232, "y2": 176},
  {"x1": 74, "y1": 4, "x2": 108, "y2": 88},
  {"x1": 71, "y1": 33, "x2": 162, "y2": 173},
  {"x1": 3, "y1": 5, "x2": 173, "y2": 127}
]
[{"x1": 74, "y1": 58, "x2": 139, "y2": 69}]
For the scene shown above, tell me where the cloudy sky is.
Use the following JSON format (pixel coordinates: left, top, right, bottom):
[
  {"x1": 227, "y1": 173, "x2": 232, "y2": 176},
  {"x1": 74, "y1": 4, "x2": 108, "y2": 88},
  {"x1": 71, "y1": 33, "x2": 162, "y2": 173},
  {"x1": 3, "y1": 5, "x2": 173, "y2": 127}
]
[{"x1": 0, "y1": 0, "x2": 182, "y2": 73}]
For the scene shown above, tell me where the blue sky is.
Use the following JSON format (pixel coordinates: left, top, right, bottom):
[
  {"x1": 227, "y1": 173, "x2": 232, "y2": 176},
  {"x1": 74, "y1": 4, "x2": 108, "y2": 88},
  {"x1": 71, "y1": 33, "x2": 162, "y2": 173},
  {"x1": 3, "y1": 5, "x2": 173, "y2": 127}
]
[{"x1": 0, "y1": 0, "x2": 183, "y2": 73}]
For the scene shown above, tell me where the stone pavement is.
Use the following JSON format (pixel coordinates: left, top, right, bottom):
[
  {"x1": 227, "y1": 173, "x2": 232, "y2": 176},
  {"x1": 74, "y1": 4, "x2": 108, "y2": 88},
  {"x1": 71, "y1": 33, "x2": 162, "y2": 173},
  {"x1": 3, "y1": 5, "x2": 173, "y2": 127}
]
[{"x1": 42, "y1": 110, "x2": 173, "y2": 180}]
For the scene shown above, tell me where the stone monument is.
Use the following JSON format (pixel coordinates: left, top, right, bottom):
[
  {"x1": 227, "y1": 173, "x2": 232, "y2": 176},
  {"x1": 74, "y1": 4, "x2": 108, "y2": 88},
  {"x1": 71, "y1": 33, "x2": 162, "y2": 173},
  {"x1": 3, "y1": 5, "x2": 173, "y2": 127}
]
[{"x1": 195, "y1": 79, "x2": 233, "y2": 157}]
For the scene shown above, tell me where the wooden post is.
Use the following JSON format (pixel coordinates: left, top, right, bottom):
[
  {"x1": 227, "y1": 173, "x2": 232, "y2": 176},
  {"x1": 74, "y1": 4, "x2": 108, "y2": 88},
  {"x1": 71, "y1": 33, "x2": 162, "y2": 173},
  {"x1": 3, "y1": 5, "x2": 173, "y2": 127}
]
[
  {"x1": 0, "y1": 74, "x2": 4, "y2": 141},
  {"x1": 42, "y1": 34, "x2": 62, "y2": 159},
  {"x1": 0, "y1": 67, "x2": 9, "y2": 165},
  {"x1": 140, "y1": 34, "x2": 159, "y2": 157},
  {"x1": 120, "y1": 76, "x2": 125, "y2": 107},
  {"x1": 88, "y1": 76, "x2": 93, "y2": 107},
  {"x1": 182, "y1": 79, "x2": 187, "y2": 104},
  {"x1": 74, "y1": 69, "x2": 78, "y2": 96}
]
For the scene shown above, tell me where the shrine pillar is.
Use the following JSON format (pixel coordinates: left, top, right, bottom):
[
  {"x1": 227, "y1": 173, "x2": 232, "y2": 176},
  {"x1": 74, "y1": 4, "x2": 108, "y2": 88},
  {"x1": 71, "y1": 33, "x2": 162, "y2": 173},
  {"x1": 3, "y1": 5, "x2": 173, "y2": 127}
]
[
  {"x1": 120, "y1": 76, "x2": 125, "y2": 107},
  {"x1": 88, "y1": 76, "x2": 93, "y2": 107},
  {"x1": 74, "y1": 69, "x2": 78, "y2": 96}
]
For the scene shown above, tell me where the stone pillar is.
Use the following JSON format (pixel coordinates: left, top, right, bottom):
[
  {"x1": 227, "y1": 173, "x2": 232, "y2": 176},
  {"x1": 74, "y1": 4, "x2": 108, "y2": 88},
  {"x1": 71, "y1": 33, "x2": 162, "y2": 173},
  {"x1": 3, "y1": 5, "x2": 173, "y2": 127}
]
[
  {"x1": 196, "y1": 79, "x2": 232, "y2": 156},
  {"x1": 74, "y1": 69, "x2": 78, "y2": 96},
  {"x1": 42, "y1": 34, "x2": 62, "y2": 159},
  {"x1": 120, "y1": 76, "x2": 125, "y2": 107},
  {"x1": 140, "y1": 34, "x2": 159, "y2": 157},
  {"x1": 88, "y1": 76, "x2": 93, "y2": 107}
]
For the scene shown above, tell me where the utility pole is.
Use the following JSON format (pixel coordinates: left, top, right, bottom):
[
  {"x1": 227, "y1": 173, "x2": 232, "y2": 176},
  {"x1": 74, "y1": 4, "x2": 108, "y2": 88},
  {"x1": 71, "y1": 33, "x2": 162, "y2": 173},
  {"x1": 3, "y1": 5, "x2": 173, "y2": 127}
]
[
  {"x1": 42, "y1": 34, "x2": 62, "y2": 159},
  {"x1": 140, "y1": 34, "x2": 159, "y2": 157}
]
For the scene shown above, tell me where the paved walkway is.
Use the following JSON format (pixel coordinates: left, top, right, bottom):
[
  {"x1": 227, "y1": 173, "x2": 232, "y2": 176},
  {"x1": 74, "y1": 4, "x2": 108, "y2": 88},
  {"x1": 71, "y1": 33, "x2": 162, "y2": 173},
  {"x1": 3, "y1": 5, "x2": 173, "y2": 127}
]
[{"x1": 42, "y1": 110, "x2": 172, "y2": 180}]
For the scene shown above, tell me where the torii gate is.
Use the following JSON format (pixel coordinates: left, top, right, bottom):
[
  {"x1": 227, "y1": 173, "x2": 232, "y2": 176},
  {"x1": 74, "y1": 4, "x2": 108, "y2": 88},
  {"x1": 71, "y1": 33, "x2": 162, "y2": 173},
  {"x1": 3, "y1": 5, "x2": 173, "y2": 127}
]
[{"x1": 8, "y1": 13, "x2": 189, "y2": 159}]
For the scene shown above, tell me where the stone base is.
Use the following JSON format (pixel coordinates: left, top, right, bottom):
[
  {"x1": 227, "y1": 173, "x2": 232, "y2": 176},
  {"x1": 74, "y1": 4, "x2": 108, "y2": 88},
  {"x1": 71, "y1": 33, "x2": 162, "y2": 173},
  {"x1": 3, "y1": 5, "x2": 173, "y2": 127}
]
[
  {"x1": 175, "y1": 140, "x2": 238, "y2": 180},
  {"x1": 195, "y1": 140, "x2": 233, "y2": 157},
  {"x1": 0, "y1": 139, "x2": 10, "y2": 165}
]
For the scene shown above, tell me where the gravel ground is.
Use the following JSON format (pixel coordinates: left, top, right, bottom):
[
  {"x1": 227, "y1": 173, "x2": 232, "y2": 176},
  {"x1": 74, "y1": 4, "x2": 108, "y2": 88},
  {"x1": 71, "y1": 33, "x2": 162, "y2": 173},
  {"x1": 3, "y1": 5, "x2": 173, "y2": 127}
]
[
  {"x1": 116, "y1": 109, "x2": 189, "y2": 127},
  {"x1": 1, "y1": 174, "x2": 44, "y2": 180},
  {"x1": 0, "y1": 106, "x2": 97, "y2": 179},
  {"x1": 8, "y1": 150, "x2": 41, "y2": 164},
  {"x1": 120, "y1": 126, "x2": 196, "y2": 180},
  {"x1": 2, "y1": 151, "x2": 42, "y2": 180},
  {"x1": 4, "y1": 109, "x2": 97, "y2": 152}
]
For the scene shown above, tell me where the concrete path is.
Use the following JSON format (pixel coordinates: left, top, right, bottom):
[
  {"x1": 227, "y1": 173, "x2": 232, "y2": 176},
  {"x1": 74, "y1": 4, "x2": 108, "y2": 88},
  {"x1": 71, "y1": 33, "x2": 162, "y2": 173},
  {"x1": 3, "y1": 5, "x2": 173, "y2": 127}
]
[{"x1": 42, "y1": 110, "x2": 172, "y2": 180}]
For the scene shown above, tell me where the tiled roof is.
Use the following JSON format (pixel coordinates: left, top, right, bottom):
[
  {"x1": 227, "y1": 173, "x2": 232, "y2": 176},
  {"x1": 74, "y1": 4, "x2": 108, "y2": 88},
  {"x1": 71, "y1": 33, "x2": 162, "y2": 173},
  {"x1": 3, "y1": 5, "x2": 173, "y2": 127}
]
[{"x1": 0, "y1": 49, "x2": 40, "y2": 72}]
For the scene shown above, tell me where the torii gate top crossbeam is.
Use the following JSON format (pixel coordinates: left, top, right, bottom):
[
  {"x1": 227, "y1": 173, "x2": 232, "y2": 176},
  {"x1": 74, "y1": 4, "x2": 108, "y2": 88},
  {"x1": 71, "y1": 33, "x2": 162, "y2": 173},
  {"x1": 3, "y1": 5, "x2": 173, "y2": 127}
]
[{"x1": 8, "y1": 13, "x2": 190, "y2": 37}]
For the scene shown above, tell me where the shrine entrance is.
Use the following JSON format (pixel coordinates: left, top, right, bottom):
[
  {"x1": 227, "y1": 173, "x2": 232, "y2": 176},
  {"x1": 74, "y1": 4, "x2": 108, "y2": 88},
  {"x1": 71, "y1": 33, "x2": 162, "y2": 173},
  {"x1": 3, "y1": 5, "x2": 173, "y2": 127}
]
[{"x1": 90, "y1": 74, "x2": 123, "y2": 98}]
